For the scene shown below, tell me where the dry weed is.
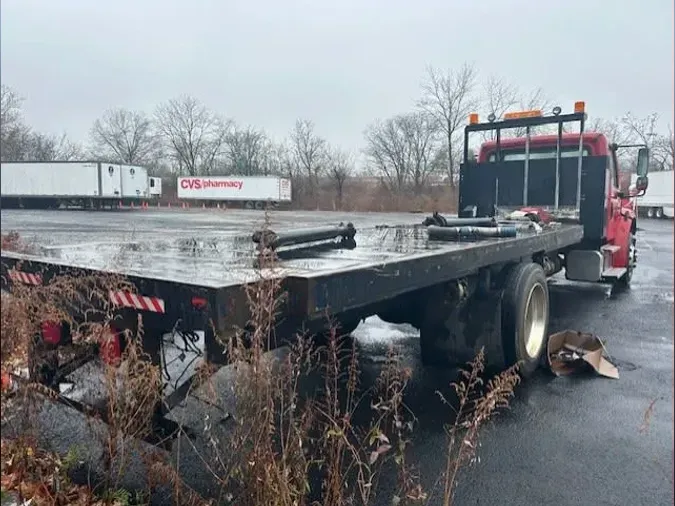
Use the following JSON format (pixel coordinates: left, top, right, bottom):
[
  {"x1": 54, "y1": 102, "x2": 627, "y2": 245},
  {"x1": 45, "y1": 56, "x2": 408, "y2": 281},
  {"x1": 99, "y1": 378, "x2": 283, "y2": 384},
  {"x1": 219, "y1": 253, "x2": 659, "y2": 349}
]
[{"x1": 435, "y1": 348, "x2": 520, "y2": 506}]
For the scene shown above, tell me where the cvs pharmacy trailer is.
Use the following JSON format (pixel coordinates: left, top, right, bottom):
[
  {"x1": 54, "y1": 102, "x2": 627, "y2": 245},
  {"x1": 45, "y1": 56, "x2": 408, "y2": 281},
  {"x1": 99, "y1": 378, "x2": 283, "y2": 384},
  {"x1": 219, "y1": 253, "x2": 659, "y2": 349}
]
[
  {"x1": 177, "y1": 175, "x2": 292, "y2": 209},
  {"x1": 0, "y1": 161, "x2": 162, "y2": 210}
]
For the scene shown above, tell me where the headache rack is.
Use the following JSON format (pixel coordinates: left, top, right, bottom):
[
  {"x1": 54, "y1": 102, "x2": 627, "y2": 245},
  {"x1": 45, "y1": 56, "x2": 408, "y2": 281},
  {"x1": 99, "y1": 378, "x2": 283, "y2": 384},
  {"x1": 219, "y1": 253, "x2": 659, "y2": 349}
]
[{"x1": 459, "y1": 102, "x2": 590, "y2": 222}]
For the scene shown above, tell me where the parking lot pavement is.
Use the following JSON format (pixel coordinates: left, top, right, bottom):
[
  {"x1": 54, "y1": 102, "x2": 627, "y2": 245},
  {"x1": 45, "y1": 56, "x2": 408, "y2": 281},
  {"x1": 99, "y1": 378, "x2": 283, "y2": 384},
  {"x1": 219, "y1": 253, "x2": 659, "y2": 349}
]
[
  {"x1": 352, "y1": 218, "x2": 673, "y2": 505},
  {"x1": 2, "y1": 210, "x2": 673, "y2": 505}
]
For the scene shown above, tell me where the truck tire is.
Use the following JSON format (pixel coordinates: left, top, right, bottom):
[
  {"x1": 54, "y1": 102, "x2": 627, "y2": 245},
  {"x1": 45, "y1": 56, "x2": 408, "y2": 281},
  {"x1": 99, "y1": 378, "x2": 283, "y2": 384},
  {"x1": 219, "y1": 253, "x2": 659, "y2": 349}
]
[
  {"x1": 647, "y1": 207, "x2": 655, "y2": 218},
  {"x1": 501, "y1": 262, "x2": 549, "y2": 378},
  {"x1": 617, "y1": 232, "x2": 636, "y2": 288},
  {"x1": 655, "y1": 207, "x2": 664, "y2": 219}
]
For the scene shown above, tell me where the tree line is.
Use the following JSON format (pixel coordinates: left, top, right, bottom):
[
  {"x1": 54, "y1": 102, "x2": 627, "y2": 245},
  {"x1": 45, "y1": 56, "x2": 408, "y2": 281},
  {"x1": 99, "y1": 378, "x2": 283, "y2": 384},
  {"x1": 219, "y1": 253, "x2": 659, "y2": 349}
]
[{"x1": 2, "y1": 62, "x2": 673, "y2": 200}]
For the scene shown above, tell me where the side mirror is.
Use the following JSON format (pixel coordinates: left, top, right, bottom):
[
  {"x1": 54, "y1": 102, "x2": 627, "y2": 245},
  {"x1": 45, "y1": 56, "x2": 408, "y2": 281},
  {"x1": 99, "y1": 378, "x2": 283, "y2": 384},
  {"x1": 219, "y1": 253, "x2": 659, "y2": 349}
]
[
  {"x1": 635, "y1": 175, "x2": 649, "y2": 194},
  {"x1": 636, "y1": 147, "x2": 650, "y2": 177}
]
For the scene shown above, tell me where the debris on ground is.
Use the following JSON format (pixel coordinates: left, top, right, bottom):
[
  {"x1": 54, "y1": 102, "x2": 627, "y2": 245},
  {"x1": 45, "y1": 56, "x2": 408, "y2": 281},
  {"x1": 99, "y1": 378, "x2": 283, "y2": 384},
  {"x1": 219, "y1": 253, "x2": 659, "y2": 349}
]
[{"x1": 547, "y1": 330, "x2": 620, "y2": 379}]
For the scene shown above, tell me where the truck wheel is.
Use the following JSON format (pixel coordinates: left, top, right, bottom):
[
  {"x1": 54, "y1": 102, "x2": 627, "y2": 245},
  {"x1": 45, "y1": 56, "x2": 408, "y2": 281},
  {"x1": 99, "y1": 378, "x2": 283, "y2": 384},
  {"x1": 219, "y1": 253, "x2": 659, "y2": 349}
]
[
  {"x1": 617, "y1": 232, "x2": 636, "y2": 288},
  {"x1": 647, "y1": 207, "x2": 655, "y2": 218},
  {"x1": 501, "y1": 262, "x2": 549, "y2": 378},
  {"x1": 655, "y1": 207, "x2": 664, "y2": 219}
]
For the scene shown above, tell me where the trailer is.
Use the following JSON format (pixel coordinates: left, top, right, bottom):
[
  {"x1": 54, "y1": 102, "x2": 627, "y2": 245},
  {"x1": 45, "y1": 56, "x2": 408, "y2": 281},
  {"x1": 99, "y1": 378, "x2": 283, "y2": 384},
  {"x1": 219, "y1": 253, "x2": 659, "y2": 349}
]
[
  {"x1": 631, "y1": 170, "x2": 674, "y2": 219},
  {"x1": 0, "y1": 161, "x2": 162, "y2": 209},
  {"x1": 0, "y1": 102, "x2": 652, "y2": 444},
  {"x1": 177, "y1": 175, "x2": 292, "y2": 209}
]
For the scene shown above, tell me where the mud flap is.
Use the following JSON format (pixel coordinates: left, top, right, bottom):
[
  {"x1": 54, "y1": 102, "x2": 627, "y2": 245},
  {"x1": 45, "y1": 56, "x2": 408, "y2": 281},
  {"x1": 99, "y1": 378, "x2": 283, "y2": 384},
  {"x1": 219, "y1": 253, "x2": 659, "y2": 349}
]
[{"x1": 420, "y1": 288, "x2": 506, "y2": 370}]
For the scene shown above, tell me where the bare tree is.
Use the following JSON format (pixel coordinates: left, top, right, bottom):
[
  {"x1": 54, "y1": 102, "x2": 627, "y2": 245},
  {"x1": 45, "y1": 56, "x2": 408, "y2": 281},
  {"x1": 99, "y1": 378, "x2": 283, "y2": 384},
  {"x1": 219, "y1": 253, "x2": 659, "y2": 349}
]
[
  {"x1": 364, "y1": 111, "x2": 440, "y2": 192},
  {"x1": 653, "y1": 125, "x2": 674, "y2": 171},
  {"x1": 25, "y1": 132, "x2": 82, "y2": 161},
  {"x1": 479, "y1": 75, "x2": 519, "y2": 141},
  {"x1": 418, "y1": 63, "x2": 478, "y2": 185},
  {"x1": 155, "y1": 95, "x2": 229, "y2": 176},
  {"x1": 510, "y1": 88, "x2": 552, "y2": 137},
  {"x1": 326, "y1": 146, "x2": 353, "y2": 209},
  {"x1": 224, "y1": 125, "x2": 268, "y2": 176},
  {"x1": 291, "y1": 119, "x2": 326, "y2": 193},
  {"x1": 1, "y1": 85, "x2": 23, "y2": 133},
  {"x1": 1, "y1": 85, "x2": 31, "y2": 161},
  {"x1": 264, "y1": 140, "x2": 297, "y2": 179},
  {"x1": 90, "y1": 108, "x2": 159, "y2": 165}
]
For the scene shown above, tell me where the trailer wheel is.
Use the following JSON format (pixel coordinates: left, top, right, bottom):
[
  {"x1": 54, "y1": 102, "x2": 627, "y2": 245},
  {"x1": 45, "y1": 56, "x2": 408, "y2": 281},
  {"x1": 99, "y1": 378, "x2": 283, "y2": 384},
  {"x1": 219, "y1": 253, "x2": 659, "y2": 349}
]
[
  {"x1": 647, "y1": 207, "x2": 655, "y2": 218},
  {"x1": 655, "y1": 207, "x2": 664, "y2": 219},
  {"x1": 501, "y1": 262, "x2": 549, "y2": 378}
]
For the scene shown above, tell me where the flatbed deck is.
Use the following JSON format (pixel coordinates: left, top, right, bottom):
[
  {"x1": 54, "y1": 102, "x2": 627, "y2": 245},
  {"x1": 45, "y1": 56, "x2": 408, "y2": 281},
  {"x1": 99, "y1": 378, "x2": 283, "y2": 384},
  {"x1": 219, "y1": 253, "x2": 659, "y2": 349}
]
[
  {"x1": 1, "y1": 210, "x2": 584, "y2": 328},
  {"x1": 1, "y1": 218, "x2": 583, "y2": 288}
]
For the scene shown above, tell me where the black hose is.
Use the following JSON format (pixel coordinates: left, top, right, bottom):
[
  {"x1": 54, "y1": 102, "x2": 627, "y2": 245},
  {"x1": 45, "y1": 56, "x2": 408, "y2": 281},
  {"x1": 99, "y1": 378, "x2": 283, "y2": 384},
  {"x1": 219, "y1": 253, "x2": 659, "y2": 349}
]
[
  {"x1": 428, "y1": 225, "x2": 518, "y2": 241},
  {"x1": 422, "y1": 211, "x2": 496, "y2": 227},
  {"x1": 252, "y1": 223, "x2": 357, "y2": 249}
]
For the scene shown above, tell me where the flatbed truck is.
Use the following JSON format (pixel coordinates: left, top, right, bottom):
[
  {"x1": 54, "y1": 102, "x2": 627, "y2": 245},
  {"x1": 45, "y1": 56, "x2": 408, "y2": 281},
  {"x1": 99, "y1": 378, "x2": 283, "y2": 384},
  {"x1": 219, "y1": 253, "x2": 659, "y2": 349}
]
[{"x1": 0, "y1": 102, "x2": 651, "y2": 443}]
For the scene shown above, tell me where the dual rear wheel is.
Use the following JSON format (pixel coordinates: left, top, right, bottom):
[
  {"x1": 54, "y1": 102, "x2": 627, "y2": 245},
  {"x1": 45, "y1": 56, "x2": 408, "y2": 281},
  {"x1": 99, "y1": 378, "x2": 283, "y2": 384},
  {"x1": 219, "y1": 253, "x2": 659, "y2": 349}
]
[{"x1": 419, "y1": 262, "x2": 549, "y2": 378}]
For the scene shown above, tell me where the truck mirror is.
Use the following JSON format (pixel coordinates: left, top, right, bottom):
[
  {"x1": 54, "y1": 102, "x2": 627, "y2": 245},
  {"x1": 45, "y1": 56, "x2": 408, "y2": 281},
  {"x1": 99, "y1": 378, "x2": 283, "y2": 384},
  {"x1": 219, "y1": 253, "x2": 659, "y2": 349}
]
[
  {"x1": 636, "y1": 147, "x2": 649, "y2": 177},
  {"x1": 635, "y1": 175, "x2": 648, "y2": 194}
]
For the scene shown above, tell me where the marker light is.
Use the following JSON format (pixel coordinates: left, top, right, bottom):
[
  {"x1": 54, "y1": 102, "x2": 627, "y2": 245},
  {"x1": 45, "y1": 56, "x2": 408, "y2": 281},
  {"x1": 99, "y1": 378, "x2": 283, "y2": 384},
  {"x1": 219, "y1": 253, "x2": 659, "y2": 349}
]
[
  {"x1": 574, "y1": 101, "x2": 585, "y2": 114},
  {"x1": 552, "y1": 106, "x2": 562, "y2": 116},
  {"x1": 469, "y1": 113, "x2": 479, "y2": 125},
  {"x1": 487, "y1": 113, "x2": 496, "y2": 123},
  {"x1": 503, "y1": 109, "x2": 543, "y2": 120}
]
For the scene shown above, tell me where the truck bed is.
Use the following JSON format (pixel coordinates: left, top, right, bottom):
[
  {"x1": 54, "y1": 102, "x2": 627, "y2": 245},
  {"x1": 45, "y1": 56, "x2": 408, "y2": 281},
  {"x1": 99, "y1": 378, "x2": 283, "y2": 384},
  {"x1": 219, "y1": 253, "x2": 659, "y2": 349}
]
[{"x1": 1, "y1": 212, "x2": 584, "y2": 320}]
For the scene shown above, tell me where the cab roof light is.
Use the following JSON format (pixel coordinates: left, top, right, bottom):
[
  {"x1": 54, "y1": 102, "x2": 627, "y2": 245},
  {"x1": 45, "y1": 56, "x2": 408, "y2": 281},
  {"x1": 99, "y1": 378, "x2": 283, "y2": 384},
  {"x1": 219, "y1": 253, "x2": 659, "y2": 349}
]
[
  {"x1": 574, "y1": 101, "x2": 585, "y2": 114},
  {"x1": 469, "y1": 113, "x2": 479, "y2": 125},
  {"x1": 503, "y1": 109, "x2": 543, "y2": 120}
]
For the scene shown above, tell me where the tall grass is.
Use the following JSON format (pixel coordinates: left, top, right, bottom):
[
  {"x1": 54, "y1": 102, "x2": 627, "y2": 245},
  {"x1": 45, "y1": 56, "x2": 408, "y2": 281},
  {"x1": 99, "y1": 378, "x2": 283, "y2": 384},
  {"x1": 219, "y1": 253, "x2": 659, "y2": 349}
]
[{"x1": 1, "y1": 228, "x2": 519, "y2": 505}]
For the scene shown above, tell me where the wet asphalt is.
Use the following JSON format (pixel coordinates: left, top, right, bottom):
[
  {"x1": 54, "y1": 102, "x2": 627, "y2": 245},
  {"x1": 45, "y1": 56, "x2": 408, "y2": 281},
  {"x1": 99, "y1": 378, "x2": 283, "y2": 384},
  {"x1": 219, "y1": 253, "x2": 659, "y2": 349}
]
[{"x1": 1, "y1": 209, "x2": 673, "y2": 505}]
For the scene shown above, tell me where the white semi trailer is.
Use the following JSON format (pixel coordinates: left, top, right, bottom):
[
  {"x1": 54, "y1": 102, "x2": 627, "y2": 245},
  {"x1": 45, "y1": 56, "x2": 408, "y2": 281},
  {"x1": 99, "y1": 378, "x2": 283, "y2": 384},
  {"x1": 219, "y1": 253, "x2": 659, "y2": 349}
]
[
  {"x1": 0, "y1": 161, "x2": 162, "y2": 209},
  {"x1": 177, "y1": 176, "x2": 292, "y2": 209},
  {"x1": 632, "y1": 170, "x2": 674, "y2": 219}
]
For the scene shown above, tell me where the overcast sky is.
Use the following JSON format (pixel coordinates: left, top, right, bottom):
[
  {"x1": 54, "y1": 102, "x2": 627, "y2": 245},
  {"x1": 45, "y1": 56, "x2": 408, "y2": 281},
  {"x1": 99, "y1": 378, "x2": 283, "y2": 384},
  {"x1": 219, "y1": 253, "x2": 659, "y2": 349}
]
[{"x1": 1, "y1": 0, "x2": 673, "y2": 155}]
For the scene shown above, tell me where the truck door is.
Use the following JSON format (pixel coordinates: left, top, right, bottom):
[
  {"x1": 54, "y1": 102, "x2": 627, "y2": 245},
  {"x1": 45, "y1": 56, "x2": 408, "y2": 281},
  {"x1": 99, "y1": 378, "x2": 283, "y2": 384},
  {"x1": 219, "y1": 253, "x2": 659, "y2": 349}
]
[
  {"x1": 605, "y1": 150, "x2": 632, "y2": 256},
  {"x1": 100, "y1": 164, "x2": 122, "y2": 197}
]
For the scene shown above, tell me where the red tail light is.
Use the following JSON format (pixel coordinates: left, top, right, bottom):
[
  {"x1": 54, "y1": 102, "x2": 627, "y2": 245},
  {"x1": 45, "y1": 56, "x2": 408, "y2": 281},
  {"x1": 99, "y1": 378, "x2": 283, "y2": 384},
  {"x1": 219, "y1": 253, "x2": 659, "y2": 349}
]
[
  {"x1": 41, "y1": 321, "x2": 63, "y2": 346},
  {"x1": 191, "y1": 296, "x2": 208, "y2": 310},
  {"x1": 100, "y1": 325, "x2": 122, "y2": 366}
]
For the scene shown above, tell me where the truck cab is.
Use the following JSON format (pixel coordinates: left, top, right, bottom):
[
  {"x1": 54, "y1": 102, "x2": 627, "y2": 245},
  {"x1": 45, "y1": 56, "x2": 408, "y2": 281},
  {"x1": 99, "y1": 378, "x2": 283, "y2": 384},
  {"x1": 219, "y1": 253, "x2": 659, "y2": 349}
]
[
  {"x1": 476, "y1": 132, "x2": 636, "y2": 254},
  {"x1": 460, "y1": 102, "x2": 650, "y2": 285}
]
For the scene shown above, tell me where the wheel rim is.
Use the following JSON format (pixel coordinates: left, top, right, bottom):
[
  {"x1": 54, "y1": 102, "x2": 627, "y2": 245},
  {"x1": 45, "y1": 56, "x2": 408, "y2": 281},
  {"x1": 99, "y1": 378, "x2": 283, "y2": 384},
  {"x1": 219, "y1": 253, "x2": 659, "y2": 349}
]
[
  {"x1": 523, "y1": 283, "x2": 548, "y2": 359},
  {"x1": 656, "y1": 208, "x2": 663, "y2": 218},
  {"x1": 648, "y1": 208, "x2": 654, "y2": 218}
]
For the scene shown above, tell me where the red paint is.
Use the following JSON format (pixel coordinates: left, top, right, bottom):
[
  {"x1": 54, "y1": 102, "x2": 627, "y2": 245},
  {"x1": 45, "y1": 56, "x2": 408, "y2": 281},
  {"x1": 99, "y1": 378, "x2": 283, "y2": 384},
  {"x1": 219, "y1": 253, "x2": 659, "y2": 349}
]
[
  {"x1": 478, "y1": 133, "x2": 609, "y2": 162},
  {"x1": 109, "y1": 290, "x2": 165, "y2": 313},
  {"x1": 518, "y1": 207, "x2": 554, "y2": 224},
  {"x1": 479, "y1": 131, "x2": 638, "y2": 270},
  {"x1": 100, "y1": 325, "x2": 122, "y2": 366},
  {"x1": 180, "y1": 178, "x2": 244, "y2": 191},
  {"x1": 191, "y1": 296, "x2": 208, "y2": 309},
  {"x1": 41, "y1": 321, "x2": 62, "y2": 346}
]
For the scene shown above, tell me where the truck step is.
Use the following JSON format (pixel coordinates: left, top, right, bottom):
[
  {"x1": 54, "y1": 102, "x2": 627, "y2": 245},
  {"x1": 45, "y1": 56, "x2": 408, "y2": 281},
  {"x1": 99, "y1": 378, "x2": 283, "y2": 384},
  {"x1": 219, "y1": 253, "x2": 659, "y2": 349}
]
[
  {"x1": 600, "y1": 244, "x2": 621, "y2": 253},
  {"x1": 602, "y1": 267, "x2": 627, "y2": 279}
]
